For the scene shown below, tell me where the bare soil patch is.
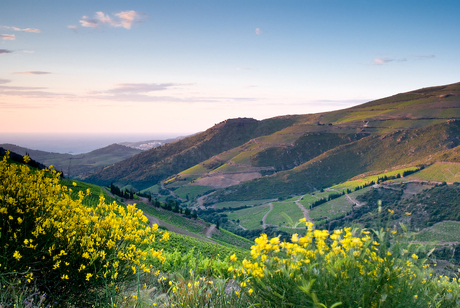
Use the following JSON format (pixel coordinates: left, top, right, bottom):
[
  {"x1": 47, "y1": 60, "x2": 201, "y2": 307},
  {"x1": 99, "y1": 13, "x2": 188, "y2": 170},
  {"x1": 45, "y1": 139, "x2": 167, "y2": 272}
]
[{"x1": 194, "y1": 172, "x2": 262, "y2": 188}]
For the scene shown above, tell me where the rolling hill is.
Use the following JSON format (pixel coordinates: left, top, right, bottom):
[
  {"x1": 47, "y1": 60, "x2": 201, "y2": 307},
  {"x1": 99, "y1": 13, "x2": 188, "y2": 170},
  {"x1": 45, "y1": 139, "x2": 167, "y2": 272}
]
[
  {"x1": 84, "y1": 81, "x2": 460, "y2": 204},
  {"x1": 0, "y1": 143, "x2": 142, "y2": 178}
]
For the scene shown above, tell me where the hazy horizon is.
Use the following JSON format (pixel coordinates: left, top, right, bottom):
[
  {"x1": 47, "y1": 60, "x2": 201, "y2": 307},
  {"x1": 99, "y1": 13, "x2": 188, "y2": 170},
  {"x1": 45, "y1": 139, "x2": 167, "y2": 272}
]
[
  {"x1": 1, "y1": 0, "x2": 459, "y2": 135},
  {"x1": 0, "y1": 132, "x2": 187, "y2": 154}
]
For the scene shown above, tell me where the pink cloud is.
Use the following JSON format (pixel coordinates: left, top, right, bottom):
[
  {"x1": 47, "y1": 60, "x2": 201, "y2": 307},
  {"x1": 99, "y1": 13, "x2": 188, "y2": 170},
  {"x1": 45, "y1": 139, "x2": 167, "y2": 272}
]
[
  {"x1": 0, "y1": 34, "x2": 15, "y2": 40},
  {"x1": 79, "y1": 10, "x2": 146, "y2": 29},
  {"x1": 12, "y1": 27, "x2": 40, "y2": 33},
  {"x1": 255, "y1": 28, "x2": 262, "y2": 35}
]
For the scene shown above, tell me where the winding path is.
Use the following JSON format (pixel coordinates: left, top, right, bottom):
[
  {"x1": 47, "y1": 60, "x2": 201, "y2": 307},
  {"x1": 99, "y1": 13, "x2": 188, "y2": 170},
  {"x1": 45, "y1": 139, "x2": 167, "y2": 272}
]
[
  {"x1": 261, "y1": 203, "x2": 273, "y2": 229},
  {"x1": 294, "y1": 197, "x2": 313, "y2": 224}
]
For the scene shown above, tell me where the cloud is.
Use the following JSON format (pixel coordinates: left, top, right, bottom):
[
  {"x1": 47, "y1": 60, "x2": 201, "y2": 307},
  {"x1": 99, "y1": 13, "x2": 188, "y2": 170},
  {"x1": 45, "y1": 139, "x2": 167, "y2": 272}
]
[
  {"x1": 415, "y1": 55, "x2": 435, "y2": 60},
  {"x1": 12, "y1": 71, "x2": 52, "y2": 75},
  {"x1": 79, "y1": 10, "x2": 146, "y2": 29},
  {"x1": 255, "y1": 28, "x2": 262, "y2": 35},
  {"x1": 0, "y1": 49, "x2": 13, "y2": 55},
  {"x1": 372, "y1": 57, "x2": 407, "y2": 65},
  {"x1": 23, "y1": 50, "x2": 35, "y2": 53},
  {"x1": 105, "y1": 83, "x2": 180, "y2": 94},
  {"x1": 12, "y1": 27, "x2": 40, "y2": 33},
  {"x1": 0, "y1": 34, "x2": 15, "y2": 40},
  {"x1": 67, "y1": 25, "x2": 77, "y2": 29},
  {"x1": 0, "y1": 80, "x2": 73, "y2": 99}
]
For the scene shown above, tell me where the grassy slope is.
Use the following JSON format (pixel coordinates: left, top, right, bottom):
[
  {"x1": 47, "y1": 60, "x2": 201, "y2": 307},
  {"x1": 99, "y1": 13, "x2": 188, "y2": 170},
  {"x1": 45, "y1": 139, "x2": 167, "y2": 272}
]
[
  {"x1": 85, "y1": 116, "x2": 299, "y2": 189},
  {"x1": 211, "y1": 120, "x2": 460, "y2": 201},
  {"x1": 2, "y1": 143, "x2": 142, "y2": 177}
]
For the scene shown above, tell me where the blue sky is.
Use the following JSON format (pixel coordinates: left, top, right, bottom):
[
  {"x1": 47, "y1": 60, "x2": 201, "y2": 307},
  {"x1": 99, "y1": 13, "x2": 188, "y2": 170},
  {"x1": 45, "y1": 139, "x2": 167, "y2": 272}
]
[{"x1": 1, "y1": 0, "x2": 459, "y2": 135}]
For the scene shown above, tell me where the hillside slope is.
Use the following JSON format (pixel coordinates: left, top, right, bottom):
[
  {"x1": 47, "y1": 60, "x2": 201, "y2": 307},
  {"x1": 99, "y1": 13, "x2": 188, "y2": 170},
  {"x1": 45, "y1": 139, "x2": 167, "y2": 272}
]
[
  {"x1": 84, "y1": 116, "x2": 299, "y2": 189},
  {"x1": 0, "y1": 143, "x2": 142, "y2": 177}
]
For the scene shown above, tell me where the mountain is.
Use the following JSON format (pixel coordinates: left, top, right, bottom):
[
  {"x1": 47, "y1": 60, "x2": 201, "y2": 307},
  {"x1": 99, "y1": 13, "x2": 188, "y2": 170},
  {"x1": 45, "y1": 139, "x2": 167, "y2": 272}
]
[
  {"x1": 118, "y1": 136, "x2": 186, "y2": 151},
  {"x1": 0, "y1": 143, "x2": 142, "y2": 178},
  {"x1": 84, "y1": 116, "x2": 299, "y2": 188},
  {"x1": 85, "y1": 81, "x2": 460, "y2": 201}
]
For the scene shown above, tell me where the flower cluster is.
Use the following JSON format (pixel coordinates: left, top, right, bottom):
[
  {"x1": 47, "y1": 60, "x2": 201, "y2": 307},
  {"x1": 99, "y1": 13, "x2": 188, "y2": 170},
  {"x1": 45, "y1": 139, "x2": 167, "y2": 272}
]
[
  {"x1": 0, "y1": 152, "x2": 167, "y2": 305},
  {"x1": 231, "y1": 219, "x2": 460, "y2": 307}
]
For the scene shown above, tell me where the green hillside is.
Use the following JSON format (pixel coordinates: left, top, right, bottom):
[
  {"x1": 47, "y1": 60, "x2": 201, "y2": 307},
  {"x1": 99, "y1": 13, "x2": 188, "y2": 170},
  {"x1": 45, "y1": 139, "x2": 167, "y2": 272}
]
[
  {"x1": 210, "y1": 120, "x2": 460, "y2": 201},
  {"x1": 0, "y1": 143, "x2": 142, "y2": 178},
  {"x1": 84, "y1": 116, "x2": 299, "y2": 189}
]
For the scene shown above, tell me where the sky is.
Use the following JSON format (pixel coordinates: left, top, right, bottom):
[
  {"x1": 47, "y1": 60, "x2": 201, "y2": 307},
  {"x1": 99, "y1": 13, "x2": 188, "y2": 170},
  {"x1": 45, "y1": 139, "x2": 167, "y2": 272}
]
[{"x1": 1, "y1": 0, "x2": 459, "y2": 136}]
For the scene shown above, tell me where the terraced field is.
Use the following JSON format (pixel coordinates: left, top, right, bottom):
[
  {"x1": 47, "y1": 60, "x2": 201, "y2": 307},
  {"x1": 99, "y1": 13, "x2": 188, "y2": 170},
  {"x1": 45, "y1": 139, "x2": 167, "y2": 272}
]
[
  {"x1": 265, "y1": 201, "x2": 304, "y2": 226},
  {"x1": 407, "y1": 163, "x2": 460, "y2": 183},
  {"x1": 227, "y1": 205, "x2": 270, "y2": 230},
  {"x1": 414, "y1": 221, "x2": 460, "y2": 243}
]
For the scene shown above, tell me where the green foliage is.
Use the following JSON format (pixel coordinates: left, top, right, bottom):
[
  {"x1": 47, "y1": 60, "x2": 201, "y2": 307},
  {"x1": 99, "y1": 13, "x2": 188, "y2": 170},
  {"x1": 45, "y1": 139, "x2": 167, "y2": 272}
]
[
  {"x1": 213, "y1": 120, "x2": 460, "y2": 201},
  {"x1": 0, "y1": 153, "x2": 166, "y2": 306}
]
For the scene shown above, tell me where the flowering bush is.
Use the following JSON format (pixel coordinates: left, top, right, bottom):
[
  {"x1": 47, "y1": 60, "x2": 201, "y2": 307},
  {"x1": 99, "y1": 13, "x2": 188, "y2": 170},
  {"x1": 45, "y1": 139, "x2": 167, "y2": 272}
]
[
  {"x1": 231, "y1": 219, "x2": 460, "y2": 307},
  {"x1": 0, "y1": 152, "x2": 167, "y2": 306}
]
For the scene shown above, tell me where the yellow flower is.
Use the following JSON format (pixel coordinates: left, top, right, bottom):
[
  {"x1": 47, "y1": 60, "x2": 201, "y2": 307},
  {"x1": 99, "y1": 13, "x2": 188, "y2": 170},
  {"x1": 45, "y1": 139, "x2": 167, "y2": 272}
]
[
  {"x1": 61, "y1": 274, "x2": 69, "y2": 280},
  {"x1": 13, "y1": 251, "x2": 22, "y2": 260},
  {"x1": 405, "y1": 212, "x2": 412, "y2": 216},
  {"x1": 248, "y1": 288, "x2": 254, "y2": 295},
  {"x1": 86, "y1": 273, "x2": 93, "y2": 281},
  {"x1": 388, "y1": 209, "x2": 394, "y2": 214},
  {"x1": 230, "y1": 253, "x2": 237, "y2": 262}
]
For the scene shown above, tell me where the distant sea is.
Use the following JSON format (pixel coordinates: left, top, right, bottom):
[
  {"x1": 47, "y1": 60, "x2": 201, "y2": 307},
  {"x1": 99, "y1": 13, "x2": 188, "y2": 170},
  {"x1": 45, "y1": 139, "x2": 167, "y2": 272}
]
[{"x1": 0, "y1": 133, "x2": 182, "y2": 155}]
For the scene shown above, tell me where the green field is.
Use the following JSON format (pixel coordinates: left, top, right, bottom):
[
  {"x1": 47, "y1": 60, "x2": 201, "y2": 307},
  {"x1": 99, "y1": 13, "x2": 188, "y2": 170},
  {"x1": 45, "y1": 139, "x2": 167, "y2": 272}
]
[
  {"x1": 173, "y1": 185, "x2": 214, "y2": 200},
  {"x1": 407, "y1": 163, "x2": 460, "y2": 183},
  {"x1": 265, "y1": 202, "x2": 304, "y2": 226},
  {"x1": 136, "y1": 203, "x2": 206, "y2": 234},
  {"x1": 214, "y1": 199, "x2": 272, "y2": 209},
  {"x1": 414, "y1": 221, "x2": 460, "y2": 243},
  {"x1": 231, "y1": 149, "x2": 262, "y2": 165},
  {"x1": 299, "y1": 191, "x2": 335, "y2": 208},
  {"x1": 211, "y1": 228, "x2": 253, "y2": 250},
  {"x1": 309, "y1": 195, "x2": 353, "y2": 221},
  {"x1": 227, "y1": 205, "x2": 270, "y2": 230},
  {"x1": 179, "y1": 163, "x2": 210, "y2": 175}
]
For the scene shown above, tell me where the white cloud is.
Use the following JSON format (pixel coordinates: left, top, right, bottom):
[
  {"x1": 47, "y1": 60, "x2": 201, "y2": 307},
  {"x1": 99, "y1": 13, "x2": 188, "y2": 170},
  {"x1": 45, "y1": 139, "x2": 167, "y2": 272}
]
[
  {"x1": 0, "y1": 34, "x2": 15, "y2": 40},
  {"x1": 12, "y1": 27, "x2": 40, "y2": 33},
  {"x1": 255, "y1": 28, "x2": 262, "y2": 35},
  {"x1": 23, "y1": 50, "x2": 35, "y2": 53},
  {"x1": 12, "y1": 71, "x2": 51, "y2": 75},
  {"x1": 79, "y1": 10, "x2": 146, "y2": 29}
]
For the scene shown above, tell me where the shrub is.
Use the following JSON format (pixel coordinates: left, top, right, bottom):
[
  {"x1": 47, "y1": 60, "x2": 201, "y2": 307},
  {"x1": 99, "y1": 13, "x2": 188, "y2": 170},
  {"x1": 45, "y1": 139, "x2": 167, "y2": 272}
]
[
  {"x1": 231, "y1": 219, "x2": 460, "y2": 307},
  {"x1": 0, "y1": 152, "x2": 167, "y2": 306}
]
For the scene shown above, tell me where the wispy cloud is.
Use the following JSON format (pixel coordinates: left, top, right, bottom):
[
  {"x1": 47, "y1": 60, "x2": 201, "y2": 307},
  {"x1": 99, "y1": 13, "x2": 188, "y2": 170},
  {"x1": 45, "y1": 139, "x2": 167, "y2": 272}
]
[
  {"x1": 0, "y1": 34, "x2": 15, "y2": 40},
  {"x1": 1, "y1": 26, "x2": 40, "y2": 33},
  {"x1": 79, "y1": 10, "x2": 146, "y2": 29},
  {"x1": 255, "y1": 28, "x2": 262, "y2": 35},
  {"x1": 12, "y1": 27, "x2": 40, "y2": 33},
  {"x1": 372, "y1": 57, "x2": 407, "y2": 65},
  {"x1": 12, "y1": 71, "x2": 52, "y2": 75},
  {"x1": 415, "y1": 55, "x2": 435, "y2": 60},
  {"x1": 371, "y1": 54, "x2": 435, "y2": 65},
  {"x1": 23, "y1": 50, "x2": 35, "y2": 53},
  {"x1": 0, "y1": 79, "x2": 73, "y2": 99},
  {"x1": 106, "y1": 83, "x2": 181, "y2": 94},
  {"x1": 0, "y1": 49, "x2": 13, "y2": 55}
]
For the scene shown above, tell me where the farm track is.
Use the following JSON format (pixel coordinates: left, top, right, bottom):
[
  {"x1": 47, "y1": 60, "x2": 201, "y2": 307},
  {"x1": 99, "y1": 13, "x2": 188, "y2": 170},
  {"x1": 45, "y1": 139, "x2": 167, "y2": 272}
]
[
  {"x1": 261, "y1": 203, "x2": 274, "y2": 229},
  {"x1": 295, "y1": 197, "x2": 313, "y2": 224},
  {"x1": 113, "y1": 190, "x2": 220, "y2": 245}
]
